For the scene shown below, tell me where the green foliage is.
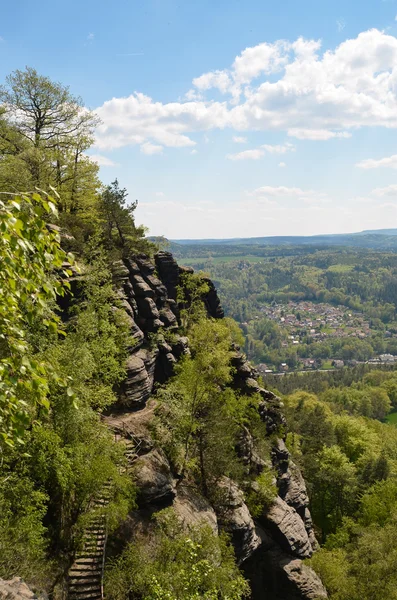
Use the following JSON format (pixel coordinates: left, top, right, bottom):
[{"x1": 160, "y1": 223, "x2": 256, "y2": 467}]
[
  {"x1": 0, "y1": 67, "x2": 100, "y2": 213},
  {"x1": 155, "y1": 318, "x2": 240, "y2": 495},
  {"x1": 245, "y1": 468, "x2": 277, "y2": 517},
  {"x1": 177, "y1": 271, "x2": 210, "y2": 329},
  {"x1": 49, "y1": 249, "x2": 131, "y2": 413},
  {"x1": 0, "y1": 193, "x2": 71, "y2": 445},
  {"x1": 104, "y1": 508, "x2": 249, "y2": 600},
  {"x1": 310, "y1": 445, "x2": 357, "y2": 540},
  {"x1": 98, "y1": 179, "x2": 153, "y2": 258},
  {"x1": 310, "y1": 518, "x2": 397, "y2": 600},
  {"x1": 0, "y1": 474, "x2": 51, "y2": 585},
  {"x1": 359, "y1": 479, "x2": 397, "y2": 527}
]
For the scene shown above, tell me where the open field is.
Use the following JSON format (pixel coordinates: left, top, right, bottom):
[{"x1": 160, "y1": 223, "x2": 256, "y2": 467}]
[{"x1": 178, "y1": 255, "x2": 265, "y2": 266}]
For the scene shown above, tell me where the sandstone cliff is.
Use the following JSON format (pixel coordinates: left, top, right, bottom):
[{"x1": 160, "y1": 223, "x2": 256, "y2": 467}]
[{"x1": 104, "y1": 251, "x2": 327, "y2": 600}]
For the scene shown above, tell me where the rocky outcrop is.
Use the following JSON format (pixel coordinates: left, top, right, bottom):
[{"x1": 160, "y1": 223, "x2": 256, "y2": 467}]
[
  {"x1": 260, "y1": 496, "x2": 313, "y2": 559},
  {"x1": 216, "y1": 478, "x2": 262, "y2": 565},
  {"x1": 243, "y1": 546, "x2": 327, "y2": 600},
  {"x1": 0, "y1": 579, "x2": 47, "y2": 600},
  {"x1": 106, "y1": 251, "x2": 326, "y2": 600},
  {"x1": 134, "y1": 448, "x2": 176, "y2": 506},
  {"x1": 173, "y1": 484, "x2": 218, "y2": 534}
]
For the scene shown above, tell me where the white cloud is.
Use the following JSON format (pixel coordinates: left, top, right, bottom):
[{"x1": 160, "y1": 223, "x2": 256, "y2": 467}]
[
  {"x1": 288, "y1": 129, "x2": 351, "y2": 140},
  {"x1": 356, "y1": 154, "x2": 397, "y2": 169},
  {"x1": 227, "y1": 142, "x2": 294, "y2": 160},
  {"x1": 233, "y1": 136, "x2": 247, "y2": 143},
  {"x1": 193, "y1": 70, "x2": 232, "y2": 93},
  {"x1": 94, "y1": 29, "x2": 397, "y2": 150},
  {"x1": 227, "y1": 149, "x2": 265, "y2": 160},
  {"x1": 88, "y1": 154, "x2": 119, "y2": 167},
  {"x1": 278, "y1": 162, "x2": 286, "y2": 167},
  {"x1": 190, "y1": 149, "x2": 198, "y2": 154},
  {"x1": 250, "y1": 185, "x2": 312, "y2": 197},
  {"x1": 155, "y1": 191, "x2": 165, "y2": 197},
  {"x1": 140, "y1": 142, "x2": 163, "y2": 155},
  {"x1": 337, "y1": 19, "x2": 346, "y2": 32},
  {"x1": 372, "y1": 184, "x2": 397, "y2": 196},
  {"x1": 261, "y1": 142, "x2": 295, "y2": 153}
]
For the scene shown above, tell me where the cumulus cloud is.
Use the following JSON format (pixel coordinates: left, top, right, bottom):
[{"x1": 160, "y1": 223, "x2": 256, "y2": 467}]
[
  {"x1": 233, "y1": 136, "x2": 247, "y2": 143},
  {"x1": 227, "y1": 142, "x2": 295, "y2": 160},
  {"x1": 372, "y1": 184, "x2": 397, "y2": 196},
  {"x1": 227, "y1": 149, "x2": 264, "y2": 161},
  {"x1": 356, "y1": 154, "x2": 397, "y2": 169},
  {"x1": 94, "y1": 29, "x2": 397, "y2": 151},
  {"x1": 88, "y1": 154, "x2": 119, "y2": 167},
  {"x1": 288, "y1": 129, "x2": 352, "y2": 140},
  {"x1": 140, "y1": 142, "x2": 163, "y2": 155}
]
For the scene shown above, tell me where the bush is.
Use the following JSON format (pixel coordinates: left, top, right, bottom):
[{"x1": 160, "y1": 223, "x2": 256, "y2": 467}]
[{"x1": 104, "y1": 508, "x2": 249, "y2": 600}]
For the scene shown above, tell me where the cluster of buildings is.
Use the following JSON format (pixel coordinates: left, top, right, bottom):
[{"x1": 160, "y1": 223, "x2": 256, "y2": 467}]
[{"x1": 260, "y1": 301, "x2": 372, "y2": 343}]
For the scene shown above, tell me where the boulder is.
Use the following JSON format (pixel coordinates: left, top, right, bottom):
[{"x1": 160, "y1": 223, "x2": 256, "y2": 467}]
[
  {"x1": 279, "y1": 554, "x2": 328, "y2": 600},
  {"x1": 173, "y1": 484, "x2": 218, "y2": 534},
  {"x1": 216, "y1": 478, "x2": 262, "y2": 565},
  {"x1": 134, "y1": 448, "x2": 176, "y2": 506},
  {"x1": 0, "y1": 578, "x2": 47, "y2": 600},
  {"x1": 261, "y1": 496, "x2": 313, "y2": 559},
  {"x1": 243, "y1": 546, "x2": 327, "y2": 600},
  {"x1": 123, "y1": 355, "x2": 152, "y2": 408}
]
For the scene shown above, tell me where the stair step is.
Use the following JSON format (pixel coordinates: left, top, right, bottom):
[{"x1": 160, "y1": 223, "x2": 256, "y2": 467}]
[
  {"x1": 69, "y1": 583, "x2": 102, "y2": 592},
  {"x1": 69, "y1": 571, "x2": 102, "y2": 579},
  {"x1": 74, "y1": 553, "x2": 103, "y2": 560},
  {"x1": 69, "y1": 590, "x2": 102, "y2": 600},
  {"x1": 85, "y1": 529, "x2": 105, "y2": 533}
]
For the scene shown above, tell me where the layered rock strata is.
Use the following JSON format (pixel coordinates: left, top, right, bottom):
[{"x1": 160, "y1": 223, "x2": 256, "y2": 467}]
[{"x1": 105, "y1": 250, "x2": 326, "y2": 600}]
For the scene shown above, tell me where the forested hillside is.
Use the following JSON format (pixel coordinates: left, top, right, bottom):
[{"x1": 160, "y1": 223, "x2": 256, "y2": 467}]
[
  {"x1": 175, "y1": 248, "x2": 397, "y2": 369},
  {"x1": 2, "y1": 67, "x2": 397, "y2": 600}
]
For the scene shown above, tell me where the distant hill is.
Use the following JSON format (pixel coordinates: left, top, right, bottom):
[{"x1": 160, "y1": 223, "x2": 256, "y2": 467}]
[{"x1": 171, "y1": 229, "x2": 397, "y2": 250}]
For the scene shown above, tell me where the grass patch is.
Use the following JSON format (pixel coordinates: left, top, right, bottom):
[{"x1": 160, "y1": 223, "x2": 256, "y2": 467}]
[
  {"x1": 385, "y1": 409, "x2": 397, "y2": 425},
  {"x1": 327, "y1": 264, "x2": 354, "y2": 273}
]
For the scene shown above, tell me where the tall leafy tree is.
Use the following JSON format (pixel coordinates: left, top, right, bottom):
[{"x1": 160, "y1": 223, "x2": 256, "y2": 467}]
[{"x1": 0, "y1": 67, "x2": 99, "y2": 208}]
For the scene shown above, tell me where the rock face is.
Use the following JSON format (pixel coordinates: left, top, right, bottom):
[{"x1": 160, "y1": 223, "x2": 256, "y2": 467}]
[
  {"x1": 261, "y1": 496, "x2": 313, "y2": 559},
  {"x1": 134, "y1": 448, "x2": 176, "y2": 506},
  {"x1": 216, "y1": 478, "x2": 262, "y2": 565},
  {"x1": 243, "y1": 546, "x2": 327, "y2": 600},
  {"x1": 173, "y1": 484, "x2": 218, "y2": 534},
  {"x1": 0, "y1": 579, "x2": 47, "y2": 600},
  {"x1": 106, "y1": 251, "x2": 326, "y2": 600}
]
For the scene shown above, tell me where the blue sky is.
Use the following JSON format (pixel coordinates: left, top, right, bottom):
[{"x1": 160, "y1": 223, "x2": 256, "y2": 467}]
[{"x1": 2, "y1": 0, "x2": 397, "y2": 239}]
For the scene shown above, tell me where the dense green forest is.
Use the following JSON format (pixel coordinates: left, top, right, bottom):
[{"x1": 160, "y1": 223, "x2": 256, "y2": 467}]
[
  {"x1": 282, "y1": 387, "x2": 397, "y2": 600},
  {"x1": 3, "y1": 67, "x2": 397, "y2": 600}
]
